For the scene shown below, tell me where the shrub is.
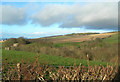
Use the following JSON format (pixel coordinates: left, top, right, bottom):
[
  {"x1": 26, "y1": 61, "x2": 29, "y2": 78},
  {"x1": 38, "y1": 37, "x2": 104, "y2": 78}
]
[
  {"x1": 96, "y1": 38, "x2": 102, "y2": 42},
  {"x1": 4, "y1": 38, "x2": 17, "y2": 47},
  {"x1": 17, "y1": 37, "x2": 28, "y2": 45}
]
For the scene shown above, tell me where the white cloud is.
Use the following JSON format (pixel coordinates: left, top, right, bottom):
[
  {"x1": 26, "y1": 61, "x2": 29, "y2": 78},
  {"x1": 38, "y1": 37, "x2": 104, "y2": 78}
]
[
  {"x1": 0, "y1": 5, "x2": 27, "y2": 25},
  {"x1": 33, "y1": 32, "x2": 45, "y2": 34},
  {"x1": 31, "y1": 3, "x2": 118, "y2": 30},
  {"x1": 0, "y1": 2, "x2": 118, "y2": 30}
]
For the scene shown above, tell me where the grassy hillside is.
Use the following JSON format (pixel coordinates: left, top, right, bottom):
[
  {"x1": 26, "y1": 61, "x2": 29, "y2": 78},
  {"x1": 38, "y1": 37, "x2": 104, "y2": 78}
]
[
  {"x1": 53, "y1": 33, "x2": 118, "y2": 47},
  {"x1": 2, "y1": 32, "x2": 118, "y2": 65},
  {"x1": 2, "y1": 49, "x2": 110, "y2": 66},
  {"x1": 49, "y1": 32, "x2": 117, "y2": 43},
  {"x1": 102, "y1": 33, "x2": 118, "y2": 44}
]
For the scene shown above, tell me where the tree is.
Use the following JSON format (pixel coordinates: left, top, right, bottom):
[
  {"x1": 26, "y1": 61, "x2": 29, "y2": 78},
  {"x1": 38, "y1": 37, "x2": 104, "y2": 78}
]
[{"x1": 17, "y1": 37, "x2": 30, "y2": 44}]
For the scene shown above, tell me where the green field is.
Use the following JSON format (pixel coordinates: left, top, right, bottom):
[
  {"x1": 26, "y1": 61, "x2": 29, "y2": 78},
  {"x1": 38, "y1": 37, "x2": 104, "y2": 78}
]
[
  {"x1": 53, "y1": 42, "x2": 82, "y2": 47},
  {"x1": 2, "y1": 49, "x2": 110, "y2": 66},
  {"x1": 102, "y1": 33, "x2": 118, "y2": 44}
]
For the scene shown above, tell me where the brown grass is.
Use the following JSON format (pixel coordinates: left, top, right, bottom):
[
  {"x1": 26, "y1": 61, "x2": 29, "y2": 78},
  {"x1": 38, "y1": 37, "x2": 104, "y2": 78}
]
[{"x1": 51, "y1": 32, "x2": 117, "y2": 43}]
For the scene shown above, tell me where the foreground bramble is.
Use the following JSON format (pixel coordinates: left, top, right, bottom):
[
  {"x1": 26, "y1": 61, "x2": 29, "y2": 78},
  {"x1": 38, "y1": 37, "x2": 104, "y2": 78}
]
[{"x1": 2, "y1": 62, "x2": 118, "y2": 81}]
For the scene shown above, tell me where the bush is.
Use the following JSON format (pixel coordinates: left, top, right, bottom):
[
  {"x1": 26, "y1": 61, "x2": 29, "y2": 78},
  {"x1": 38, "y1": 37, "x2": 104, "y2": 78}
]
[
  {"x1": 17, "y1": 37, "x2": 28, "y2": 44},
  {"x1": 3, "y1": 37, "x2": 31, "y2": 48},
  {"x1": 96, "y1": 38, "x2": 102, "y2": 42},
  {"x1": 4, "y1": 38, "x2": 17, "y2": 47}
]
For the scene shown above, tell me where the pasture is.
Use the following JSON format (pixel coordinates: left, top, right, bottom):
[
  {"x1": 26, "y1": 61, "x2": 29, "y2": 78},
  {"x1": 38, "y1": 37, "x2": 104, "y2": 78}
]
[{"x1": 2, "y1": 49, "x2": 109, "y2": 66}]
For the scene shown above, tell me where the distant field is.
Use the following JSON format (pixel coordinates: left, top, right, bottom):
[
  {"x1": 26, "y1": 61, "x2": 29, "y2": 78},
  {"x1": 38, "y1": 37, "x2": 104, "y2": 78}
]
[
  {"x1": 29, "y1": 32, "x2": 118, "y2": 48},
  {"x1": 53, "y1": 33, "x2": 118, "y2": 48},
  {"x1": 2, "y1": 49, "x2": 110, "y2": 66},
  {"x1": 48, "y1": 32, "x2": 117, "y2": 43}
]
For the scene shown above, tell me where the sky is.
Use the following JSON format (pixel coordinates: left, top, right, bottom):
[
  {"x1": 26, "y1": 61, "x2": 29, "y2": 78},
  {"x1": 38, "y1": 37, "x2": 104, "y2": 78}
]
[{"x1": 0, "y1": 2, "x2": 118, "y2": 39}]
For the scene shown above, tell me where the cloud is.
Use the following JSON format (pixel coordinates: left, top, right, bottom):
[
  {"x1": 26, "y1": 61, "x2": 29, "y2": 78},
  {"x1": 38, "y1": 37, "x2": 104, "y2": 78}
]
[
  {"x1": 1, "y1": 0, "x2": 119, "y2": 2},
  {"x1": 0, "y1": 5, "x2": 27, "y2": 25},
  {"x1": 31, "y1": 3, "x2": 118, "y2": 30},
  {"x1": 1, "y1": 2, "x2": 118, "y2": 30},
  {"x1": 33, "y1": 32, "x2": 45, "y2": 34}
]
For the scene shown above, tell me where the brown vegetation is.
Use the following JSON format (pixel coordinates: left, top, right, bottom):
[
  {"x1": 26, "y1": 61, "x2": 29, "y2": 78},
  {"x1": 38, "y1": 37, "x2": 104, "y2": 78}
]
[
  {"x1": 2, "y1": 58, "x2": 118, "y2": 81},
  {"x1": 49, "y1": 32, "x2": 117, "y2": 43}
]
